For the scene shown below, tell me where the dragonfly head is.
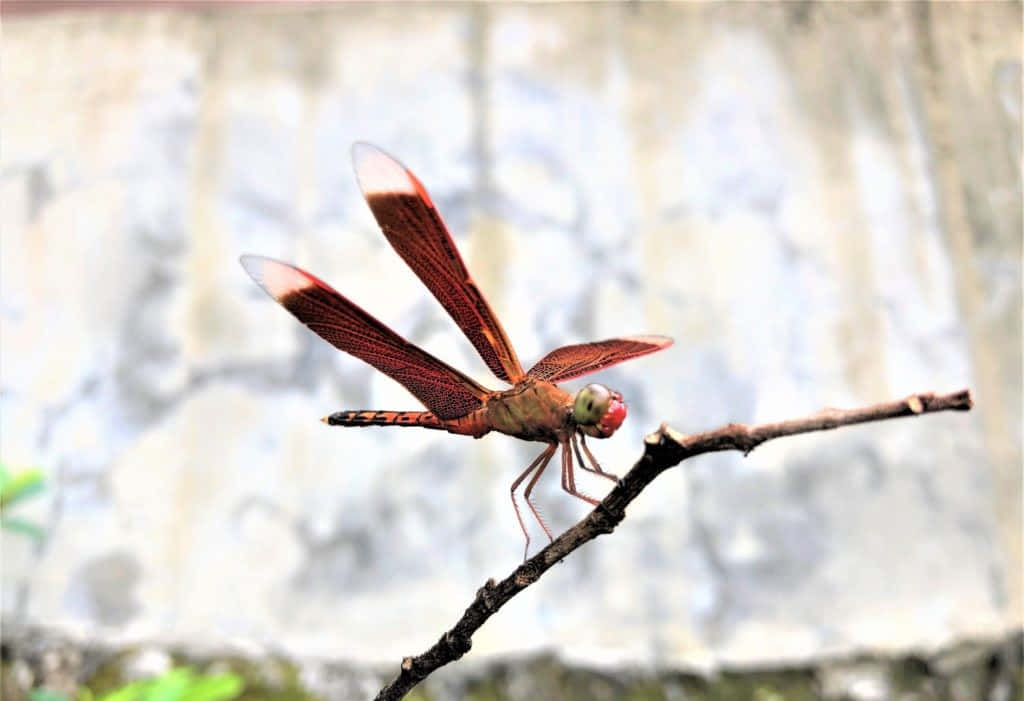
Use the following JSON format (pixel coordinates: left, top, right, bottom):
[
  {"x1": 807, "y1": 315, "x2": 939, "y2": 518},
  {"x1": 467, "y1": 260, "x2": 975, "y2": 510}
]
[{"x1": 573, "y1": 383, "x2": 627, "y2": 438}]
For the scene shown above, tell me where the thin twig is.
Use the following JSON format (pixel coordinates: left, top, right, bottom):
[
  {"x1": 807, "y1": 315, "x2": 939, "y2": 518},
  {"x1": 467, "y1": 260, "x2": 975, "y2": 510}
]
[{"x1": 373, "y1": 388, "x2": 973, "y2": 701}]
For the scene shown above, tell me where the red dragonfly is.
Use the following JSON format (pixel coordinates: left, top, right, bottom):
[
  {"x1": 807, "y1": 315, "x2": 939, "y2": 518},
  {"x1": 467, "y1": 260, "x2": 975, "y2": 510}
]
[{"x1": 241, "y1": 143, "x2": 672, "y2": 555}]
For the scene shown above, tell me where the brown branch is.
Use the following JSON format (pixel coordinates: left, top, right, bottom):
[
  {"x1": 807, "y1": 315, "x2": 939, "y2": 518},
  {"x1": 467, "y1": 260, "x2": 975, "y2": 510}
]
[{"x1": 373, "y1": 388, "x2": 973, "y2": 701}]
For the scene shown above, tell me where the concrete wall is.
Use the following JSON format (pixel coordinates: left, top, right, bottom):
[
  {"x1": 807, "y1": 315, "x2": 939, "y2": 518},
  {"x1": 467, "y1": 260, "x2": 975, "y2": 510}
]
[{"x1": 2, "y1": 2, "x2": 1020, "y2": 668}]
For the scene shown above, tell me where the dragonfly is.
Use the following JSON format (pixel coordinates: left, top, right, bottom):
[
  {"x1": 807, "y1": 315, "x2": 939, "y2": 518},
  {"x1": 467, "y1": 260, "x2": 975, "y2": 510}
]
[{"x1": 241, "y1": 143, "x2": 672, "y2": 556}]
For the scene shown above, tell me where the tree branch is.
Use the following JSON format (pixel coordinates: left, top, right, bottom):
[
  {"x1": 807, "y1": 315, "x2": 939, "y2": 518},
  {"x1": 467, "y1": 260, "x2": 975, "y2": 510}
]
[{"x1": 373, "y1": 388, "x2": 973, "y2": 701}]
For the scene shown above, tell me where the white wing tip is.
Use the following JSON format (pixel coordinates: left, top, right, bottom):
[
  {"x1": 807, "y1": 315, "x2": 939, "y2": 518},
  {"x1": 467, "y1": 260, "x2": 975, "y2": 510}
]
[
  {"x1": 628, "y1": 335, "x2": 674, "y2": 348},
  {"x1": 351, "y1": 142, "x2": 417, "y2": 196},
  {"x1": 240, "y1": 255, "x2": 315, "y2": 300}
]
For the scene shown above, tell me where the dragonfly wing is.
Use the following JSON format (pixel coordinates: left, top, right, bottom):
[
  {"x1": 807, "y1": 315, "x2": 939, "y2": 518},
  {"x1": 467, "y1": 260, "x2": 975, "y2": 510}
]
[
  {"x1": 525, "y1": 335, "x2": 673, "y2": 384},
  {"x1": 240, "y1": 255, "x2": 489, "y2": 420},
  {"x1": 352, "y1": 143, "x2": 525, "y2": 384}
]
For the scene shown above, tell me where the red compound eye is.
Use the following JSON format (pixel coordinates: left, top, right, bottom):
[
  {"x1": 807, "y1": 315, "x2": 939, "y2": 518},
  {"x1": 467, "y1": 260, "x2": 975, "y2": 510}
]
[{"x1": 596, "y1": 398, "x2": 627, "y2": 437}]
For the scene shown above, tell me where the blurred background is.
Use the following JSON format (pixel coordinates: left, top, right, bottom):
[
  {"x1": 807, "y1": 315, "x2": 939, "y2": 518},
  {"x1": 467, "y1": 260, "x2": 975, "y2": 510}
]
[{"x1": 2, "y1": 2, "x2": 1020, "y2": 699}]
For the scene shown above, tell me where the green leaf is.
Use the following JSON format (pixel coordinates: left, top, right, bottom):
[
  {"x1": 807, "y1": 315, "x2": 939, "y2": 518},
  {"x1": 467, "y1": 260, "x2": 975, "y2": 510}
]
[
  {"x1": 29, "y1": 689, "x2": 74, "y2": 701},
  {"x1": 179, "y1": 674, "x2": 243, "y2": 701},
  {"x1": 140, "y1": 667, "x2": 193, "y2": 701},
  {"x1": 2, "y1": 517, "x2": 46, "y2": 540},
  {"x1": 0, "y1": 468, "x2": 45, "y2": 509},
  {"x1": 93, "y1": 668, "x2": 243, "y2": 701},
  {"x1": 98, "y1": 679, "x2": 147, "y2": 701}
]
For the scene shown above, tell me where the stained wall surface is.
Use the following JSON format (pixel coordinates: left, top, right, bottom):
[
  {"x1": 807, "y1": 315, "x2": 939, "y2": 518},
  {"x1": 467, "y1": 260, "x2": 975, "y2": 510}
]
[{"x1": 2, "y1": 3, "x2": 1020, "y2": 667}]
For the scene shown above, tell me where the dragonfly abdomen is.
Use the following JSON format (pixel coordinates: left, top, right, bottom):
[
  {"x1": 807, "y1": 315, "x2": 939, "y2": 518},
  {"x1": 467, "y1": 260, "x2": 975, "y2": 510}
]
[
  {"x1": 323, "y1": 410, "x2": 445, "y2": 429},
  {"x1": 322, "y1": 409, "x2": 489, "y2": 437}
]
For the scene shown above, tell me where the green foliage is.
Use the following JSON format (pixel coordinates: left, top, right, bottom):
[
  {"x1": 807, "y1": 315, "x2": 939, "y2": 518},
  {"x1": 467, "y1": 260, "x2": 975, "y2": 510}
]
[
  {"x1": 30, "y1": 667, "x2": 243, "y2": 701},
  {"x1": 83, "y1": 654, "x2": 321, "y2": 701},
  {"x1": 95, "y1": 667, "x2": 243, "y2": 701},
  {"x1": 29, "y1": 689, "x2": 75, "y2": 701},
  {"x1": 0, "y1": 462, "x2": 46, "y2": 540}
]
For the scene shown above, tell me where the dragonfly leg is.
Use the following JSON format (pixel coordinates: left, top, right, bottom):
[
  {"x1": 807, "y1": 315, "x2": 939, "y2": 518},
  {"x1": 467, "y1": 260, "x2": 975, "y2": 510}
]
[
  {"x1": 562, "y1": 443, "x2": 575, "y2": 493},
  {"x1": 574, "y1": 433, "x2": 620, "y2": 483},
  {"x1": 561, "y1": 438, "x2": 600, "y2": 507},
  {"x1": 565, "y1": 440, "x2": 573, "y2": 489},
  {"x1": 511, "y1": 443, "x2": 557, "y2": 559},
  {"x1": 561, "y1": 439, "x2": 580, "y2": 493},
  {"x1": 522, "y1": 446, "x2": 557, "y2": 551}
]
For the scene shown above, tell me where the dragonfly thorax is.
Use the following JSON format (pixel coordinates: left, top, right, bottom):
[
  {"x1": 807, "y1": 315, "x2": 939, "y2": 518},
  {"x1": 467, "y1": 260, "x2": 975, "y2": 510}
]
[{"x1": 572, "y1": 383, "x2": 627, "y2": 438}]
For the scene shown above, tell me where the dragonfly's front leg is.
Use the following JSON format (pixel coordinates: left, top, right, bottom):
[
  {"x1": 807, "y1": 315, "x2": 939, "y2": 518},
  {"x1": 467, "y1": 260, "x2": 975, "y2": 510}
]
[
  {"x1": 510, "y1": 443, "x2": 557, "y2": 560},
  {"x1": 572, "y1": 433, "x2": 620, "y2": 483},
  {"x1": 560, "y1": 438, "x2": 600, "y2": 507}
]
